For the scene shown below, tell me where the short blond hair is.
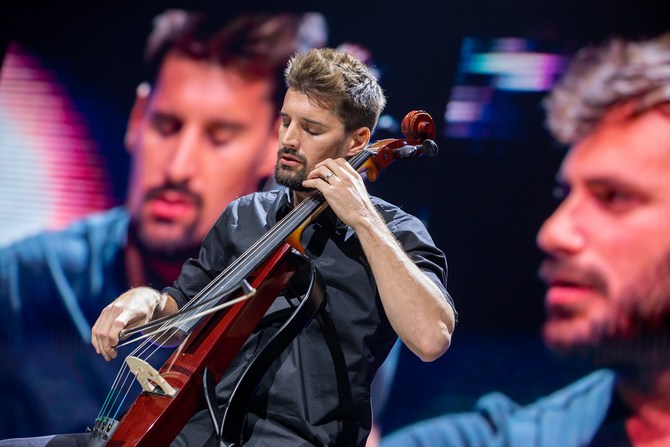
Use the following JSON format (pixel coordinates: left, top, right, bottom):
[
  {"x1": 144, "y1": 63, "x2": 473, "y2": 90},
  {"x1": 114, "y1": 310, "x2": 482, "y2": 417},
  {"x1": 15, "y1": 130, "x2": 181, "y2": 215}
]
[{"x1": 284, "y1": 48, "x2": 386, "y2": 133}]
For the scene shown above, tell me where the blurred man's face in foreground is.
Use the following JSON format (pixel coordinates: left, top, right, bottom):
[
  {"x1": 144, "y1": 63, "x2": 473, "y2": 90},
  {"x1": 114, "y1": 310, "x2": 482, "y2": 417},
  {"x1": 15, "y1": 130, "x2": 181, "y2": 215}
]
[
  {"x1": 125, "y1": 54, "x2": 279, "y2": 256},
  {"x1": 537, "y1": 102, "x2": 670, "y2": 357}
]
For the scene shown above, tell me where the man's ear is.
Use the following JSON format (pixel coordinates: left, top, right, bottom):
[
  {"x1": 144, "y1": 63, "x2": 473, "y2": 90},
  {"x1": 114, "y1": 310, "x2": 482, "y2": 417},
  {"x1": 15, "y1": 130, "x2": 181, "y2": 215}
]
[
  {"x1": 344, "y1": 126, "x2": 371, "y2": 157},
  {"x1": 124, "y1": 82, "x2": 151, "y2": 153}
]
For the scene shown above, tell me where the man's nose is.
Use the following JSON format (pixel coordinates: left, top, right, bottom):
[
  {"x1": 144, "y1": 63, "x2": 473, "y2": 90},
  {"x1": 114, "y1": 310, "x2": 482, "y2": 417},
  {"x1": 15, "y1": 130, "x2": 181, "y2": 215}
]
[
  {"x1": 167, "y1": 129, "x2": 200, "y2": 183},
  {"x1": 536, "y1": 195, "x2": 586, "y2": 257},
  {"x1": 279, "y1": 122, "x2": 298, "y2": 149}
]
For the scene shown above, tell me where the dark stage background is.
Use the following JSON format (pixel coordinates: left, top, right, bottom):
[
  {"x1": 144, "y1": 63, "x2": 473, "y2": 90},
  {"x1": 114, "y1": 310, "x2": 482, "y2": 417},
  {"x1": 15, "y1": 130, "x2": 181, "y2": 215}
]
[{"x1": 1, "y1": 0, "x2": 669, "y2": 439}]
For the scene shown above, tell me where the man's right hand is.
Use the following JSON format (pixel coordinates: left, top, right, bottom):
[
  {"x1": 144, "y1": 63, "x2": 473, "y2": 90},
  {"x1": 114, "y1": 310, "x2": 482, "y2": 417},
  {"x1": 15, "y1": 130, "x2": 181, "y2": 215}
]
[{"x1": 91, "y1": 287, "x2": 165, "y2": 361}]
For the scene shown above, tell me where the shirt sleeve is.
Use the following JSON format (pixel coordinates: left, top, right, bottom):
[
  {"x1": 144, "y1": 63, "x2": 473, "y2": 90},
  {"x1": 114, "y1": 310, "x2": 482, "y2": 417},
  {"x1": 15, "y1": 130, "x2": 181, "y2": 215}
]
[
  {"x1": 380, "y1": 410, "x2": 501, "y2": 447},
  {"x1": 381, "y1": 371, "x2": 618, "y2": 447}
]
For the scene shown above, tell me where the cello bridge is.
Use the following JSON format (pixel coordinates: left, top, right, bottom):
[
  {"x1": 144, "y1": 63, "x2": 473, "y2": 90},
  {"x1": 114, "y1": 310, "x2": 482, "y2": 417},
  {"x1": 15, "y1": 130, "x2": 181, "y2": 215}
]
[{"x1": 125, "y1": 356, "x2": 177, "y2": 397}]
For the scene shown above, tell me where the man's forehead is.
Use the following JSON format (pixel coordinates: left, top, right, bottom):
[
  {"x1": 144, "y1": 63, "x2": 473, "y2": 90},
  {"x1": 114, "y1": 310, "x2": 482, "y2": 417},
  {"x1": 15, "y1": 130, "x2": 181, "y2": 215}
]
[
  {"x1": 281, "y1": 89, "x2": 342, "y2": 125},
  {"x1": 155, "y1": 55, "x2": 274, "y2": 95},
  {"x1": 558, "y1": 143, "x2": 670, "y2": 200},
  {"x1": 145, "y1": 60, "x2": 277, "y2": 125}
]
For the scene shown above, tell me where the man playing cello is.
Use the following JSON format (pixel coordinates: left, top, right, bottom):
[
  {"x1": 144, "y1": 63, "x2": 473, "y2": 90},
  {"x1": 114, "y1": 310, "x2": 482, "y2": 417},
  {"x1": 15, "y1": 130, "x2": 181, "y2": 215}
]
[{"x1": 6, "y1": 47, "x2": 456, "y2": 447}]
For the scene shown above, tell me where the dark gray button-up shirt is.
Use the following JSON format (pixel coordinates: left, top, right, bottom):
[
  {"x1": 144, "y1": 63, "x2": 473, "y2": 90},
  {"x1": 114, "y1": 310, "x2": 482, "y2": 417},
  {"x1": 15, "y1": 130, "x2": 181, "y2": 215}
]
[{"x1": 165, "y1": 188, "x2": 452, "y2": 447}]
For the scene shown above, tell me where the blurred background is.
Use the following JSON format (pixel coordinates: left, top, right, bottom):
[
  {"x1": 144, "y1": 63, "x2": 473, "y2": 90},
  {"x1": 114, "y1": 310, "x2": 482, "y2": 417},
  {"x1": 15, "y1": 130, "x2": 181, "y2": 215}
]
[{"x1": 1, "y1": 0, "x2": 669, "y2": 440}]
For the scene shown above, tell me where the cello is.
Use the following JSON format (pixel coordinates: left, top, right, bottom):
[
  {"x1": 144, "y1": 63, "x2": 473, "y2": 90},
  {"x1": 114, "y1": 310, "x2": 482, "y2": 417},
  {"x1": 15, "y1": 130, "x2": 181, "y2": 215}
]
[{"x1": 88, "y1": 110, "x2": 438, "y2": 447}]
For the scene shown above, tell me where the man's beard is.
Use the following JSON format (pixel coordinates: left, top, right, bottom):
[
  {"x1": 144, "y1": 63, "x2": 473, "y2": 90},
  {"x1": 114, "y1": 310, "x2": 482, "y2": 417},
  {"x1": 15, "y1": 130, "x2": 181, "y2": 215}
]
[
  {"x1": 274, "y1": 147, "x2": 311, "y2": 192},
  {"x1": 540, "y1": 252, "x2": 670, "y2": 369},
  {"x1": 134, "y1": 220, "x2": 200, "y2": 261},
  {"x1": 132, "y1": 184, "x2": 203, "y2": 261}
]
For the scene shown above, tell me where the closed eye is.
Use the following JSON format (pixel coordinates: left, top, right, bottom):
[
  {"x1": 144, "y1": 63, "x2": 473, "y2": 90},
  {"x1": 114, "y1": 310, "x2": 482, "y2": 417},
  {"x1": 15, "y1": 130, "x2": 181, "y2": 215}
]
[
  {"x1": 207, "y1": 123, "x2": 244, "y2": 146},
  {"x1": 303, "y1": 125, "x2": 320, "y2": 136},
  {"x1": 151, "y1": 113, "x2": 181, "y2": 136},
  {"x1": 589, "y1": 183, "x2": 643, "y2": 212}
]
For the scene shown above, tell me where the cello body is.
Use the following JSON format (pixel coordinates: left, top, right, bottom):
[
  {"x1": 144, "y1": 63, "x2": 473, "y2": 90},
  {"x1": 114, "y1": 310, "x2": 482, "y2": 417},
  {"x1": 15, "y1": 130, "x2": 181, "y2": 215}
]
[{"x1": 98, "y1": 246, "x2": 314, "y2": 446}]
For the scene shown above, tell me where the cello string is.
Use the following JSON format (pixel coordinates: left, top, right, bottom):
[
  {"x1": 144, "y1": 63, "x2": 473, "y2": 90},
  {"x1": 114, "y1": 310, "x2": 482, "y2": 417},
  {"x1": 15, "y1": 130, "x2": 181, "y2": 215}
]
[
  {"x1": 116, "y1": 292, "x2": 255, "y2": 349},
  {"x1": 101, "y1": 285, "x2": 235, "y2": 421},
  {"x1": 98, "y1": 315, "x2": 174, "y2": 421},
  {"x1": 97, "y1": 335, "x2": 150, "y2": 421},
  {"x1": 117, "y1": 277, "x2": 253, "y2": 344},
  {"x1": 164, "y1": 152, "x2": 366, "y2": 314}
]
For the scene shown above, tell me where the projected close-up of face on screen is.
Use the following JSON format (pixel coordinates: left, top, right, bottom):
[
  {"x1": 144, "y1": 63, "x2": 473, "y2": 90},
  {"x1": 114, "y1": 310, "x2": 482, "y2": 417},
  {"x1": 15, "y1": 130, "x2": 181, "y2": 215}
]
[{"x1": 1, "y1": 2, "x2": 670, "y2": 447}]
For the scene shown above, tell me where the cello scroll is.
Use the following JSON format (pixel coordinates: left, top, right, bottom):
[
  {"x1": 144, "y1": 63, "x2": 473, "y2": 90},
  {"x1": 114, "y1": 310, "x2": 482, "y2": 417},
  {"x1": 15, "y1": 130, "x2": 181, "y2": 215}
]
[{"x1": 361, "y1": 110, "x2": 438, "y2": 181}]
